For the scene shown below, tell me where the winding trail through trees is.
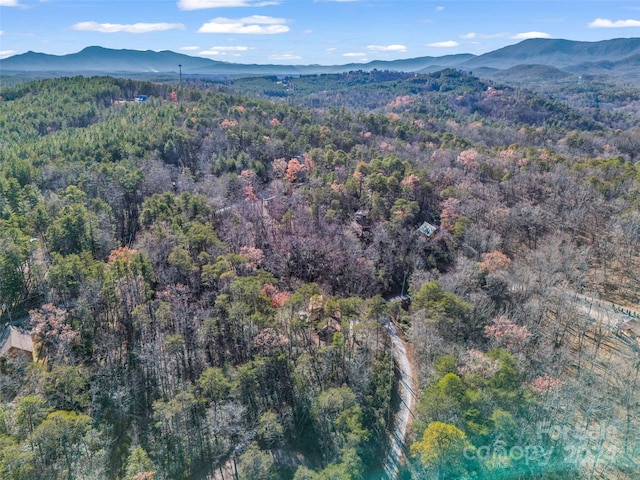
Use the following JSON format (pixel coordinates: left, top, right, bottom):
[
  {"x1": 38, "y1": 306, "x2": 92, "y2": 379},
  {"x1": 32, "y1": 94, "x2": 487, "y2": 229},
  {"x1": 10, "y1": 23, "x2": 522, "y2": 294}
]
[{"x1": 382, "y1": 312, "x2": 418, "y2": 480}]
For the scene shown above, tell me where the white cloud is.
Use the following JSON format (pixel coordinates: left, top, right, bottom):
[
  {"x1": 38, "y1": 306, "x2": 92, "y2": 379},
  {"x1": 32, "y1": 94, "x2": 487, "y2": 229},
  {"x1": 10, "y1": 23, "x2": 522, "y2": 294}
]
[
  {"x1": 426, "y1": 40, "x2": 459, "y2": 48},
  {"x1": 342, "y1": 52, "x2": 366, "y2": 57},
  {"x1": 0, "y1": 30, "x2": 3, "y2": 35},
  {"x1": 269, "y1": 53, "x2": 302, "y2": 60},
  {"x1": 180, "y1": 46, "x2": 200, "y2": 51},
  {"x1": 0, "y1": 50, "x2": 16, "y2": 58},
  {"x1": 199, "y1": 45, "x2": 251, "y2": 55},
  {"x1": 588, "y1": 18, "x2": 640, "y2": 28},
  {"x1": 367, "y1": 44, "x2": 407, "y2": 52},
  {"x1": 198, "y1": 15, "x2": 289, "y2": 34},
  {"x1": 435, "y1": 6, "x2": 444, "y2": 11},
  {"x1": 460, "y1": 32, "x2": 506, "y2": 40},
  {"x1": 511, "y1": 31, "x2": 551, "y2": 39},
  {"x1": 326, "y1": 47, "x2": 336, "y2": 53},
  {"x1": 213, "y1": 45, "x2": 250, "y2": 50},
  {"x1": 72, "y1": 22, "x2": 185, "y2": 33},
  {"x1": 178, "y1": 0, "x2": 278, "y2": 10},
  {"x1": 0, "y1": 0, "x2": 20, "y2": 6},
  {"x1": 303, "y1": 29, "x2": 313, "y2": 34}
]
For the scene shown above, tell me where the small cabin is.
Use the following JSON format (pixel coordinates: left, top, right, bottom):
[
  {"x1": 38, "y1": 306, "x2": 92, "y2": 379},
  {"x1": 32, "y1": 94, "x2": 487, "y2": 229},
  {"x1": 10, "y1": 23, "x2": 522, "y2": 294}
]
[
  {"x1": 0, "y1": 326, "x2": 34, "y2": 359},
  {"x1": 418, "y1": 221, "x2": 439, "y2": 238},
  {"x1": 308, "y1": 294, "x2": 325, "y2": 313},
  {"x1": 354, "y1": 210, "x2": 369, "y2": 225},
  {"x1": 319, "y1": 318, "x2": 342, "y2": 343}
]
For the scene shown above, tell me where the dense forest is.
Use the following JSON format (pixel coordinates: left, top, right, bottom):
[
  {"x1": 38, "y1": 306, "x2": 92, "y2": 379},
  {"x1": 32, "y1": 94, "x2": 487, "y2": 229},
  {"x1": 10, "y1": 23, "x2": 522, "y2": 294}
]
[{"x1": 0, "y1": 71, "x2": 638, "y2": 480}]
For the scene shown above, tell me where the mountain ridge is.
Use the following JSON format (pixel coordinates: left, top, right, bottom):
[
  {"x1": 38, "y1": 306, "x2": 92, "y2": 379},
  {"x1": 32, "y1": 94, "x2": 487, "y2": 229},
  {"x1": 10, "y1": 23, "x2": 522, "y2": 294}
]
[
  {"x1": 459, "y1": 37, "x2": 640, "y2": 69},
  {"x1": 2, "y1": 37, "x2": 640, "y2": 81},
  {"x1": 1, "y1": 46, "x2": 475, "y2": 75}
]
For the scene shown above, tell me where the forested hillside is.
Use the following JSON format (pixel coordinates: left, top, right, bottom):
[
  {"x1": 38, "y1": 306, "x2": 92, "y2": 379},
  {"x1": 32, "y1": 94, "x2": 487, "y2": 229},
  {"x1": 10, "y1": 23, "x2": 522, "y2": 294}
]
[{"x1": 0, "y1": 73, "x2": 638, "y2": 480}]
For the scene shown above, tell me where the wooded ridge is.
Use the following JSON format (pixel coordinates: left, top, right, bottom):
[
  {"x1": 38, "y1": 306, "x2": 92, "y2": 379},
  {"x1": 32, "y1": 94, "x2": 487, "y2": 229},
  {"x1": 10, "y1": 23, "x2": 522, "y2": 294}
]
[{"x1": 0, "y1": 68, "x2": 638, "y2": 479}]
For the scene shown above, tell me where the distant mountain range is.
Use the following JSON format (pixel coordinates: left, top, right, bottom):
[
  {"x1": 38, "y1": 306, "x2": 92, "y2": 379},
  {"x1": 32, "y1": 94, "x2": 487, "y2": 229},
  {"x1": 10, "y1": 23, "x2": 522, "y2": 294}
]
[
  {"x1": 0, "y1": 45, "x2": 473, "y2": 76},
  {"x1": 2, "y1": 38, "x2": 640, "y2": 83}
]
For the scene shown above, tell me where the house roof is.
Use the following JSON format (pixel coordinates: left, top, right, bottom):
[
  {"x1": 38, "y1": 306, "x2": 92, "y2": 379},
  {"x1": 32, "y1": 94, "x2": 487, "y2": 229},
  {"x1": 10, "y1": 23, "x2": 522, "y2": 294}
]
[
  {"x1": 308, "y1": 294, "x2": 324, "y2": 312},
  {"x1": 418, "y1": 221, "x2": 439, "y2": 237},
  {"x1": 0, "y1": 326, "x2": 34, "y2": 358},
  {"x1": 320, "y1": 318, "x2": 342, "y2": 332}
]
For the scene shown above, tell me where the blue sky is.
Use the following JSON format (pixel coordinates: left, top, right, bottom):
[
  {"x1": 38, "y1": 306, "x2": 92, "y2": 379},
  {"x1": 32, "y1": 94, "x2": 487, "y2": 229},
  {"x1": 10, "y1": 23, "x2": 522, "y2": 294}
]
[{"x1": 2, "y1": 0, "x2": 640, "y2": 64}]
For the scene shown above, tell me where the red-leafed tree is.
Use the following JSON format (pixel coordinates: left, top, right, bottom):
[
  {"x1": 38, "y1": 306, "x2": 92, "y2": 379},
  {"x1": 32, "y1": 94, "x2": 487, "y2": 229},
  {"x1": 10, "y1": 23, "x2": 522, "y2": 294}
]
[
  {"x1": 479, "y1": 250, "x2": 511, "y2": 273},
  {"x1": 401, "y1": 173, "x2": 420, "y2": 190},
  {"x1": 262, "y1": 283, "x2": 291, "y2": 308},
  {"x1": 440, "y1": 198, "x2": 460, "y2": 233},
  {"x1": 272, "y1": 158, "x2": 288, "y2": 178},
  {"x1": 286, "y1": 158, "x2": 304, "y2": 183},
  {"x1": 529, "y1": 375, "x2": 565, "y2": 395},
  {"x1": 29, "y1": 304, "x2": 78, "y2": 362},
  {"x1": 302, "y1": 152, "x2": 315, "y2": 172},
  {"x1": 240, "y1": 246, "x2": 265, "y2": 270},
  {"x1": 458, "y1": 349, "x2": 500, "y2": 378},
  {"x1": 457, "y1": 149, "x2": 479, "y2": 171},
  {"x1": 244, "y1": 184, "x2": 259, "y2": 201},
  {"x1": 484, "y1": 315, "x2": 531, "y2": 351}
]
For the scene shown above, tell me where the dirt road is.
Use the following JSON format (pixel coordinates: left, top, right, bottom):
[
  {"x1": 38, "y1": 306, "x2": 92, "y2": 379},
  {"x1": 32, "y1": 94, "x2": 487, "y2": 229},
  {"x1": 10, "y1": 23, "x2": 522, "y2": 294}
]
[
  {"x1": 573, "y1": 292, "x2": 640, "y2": 326},
  {"x1": 383, "y1": 319, "x2": 417, "y2": 479}
]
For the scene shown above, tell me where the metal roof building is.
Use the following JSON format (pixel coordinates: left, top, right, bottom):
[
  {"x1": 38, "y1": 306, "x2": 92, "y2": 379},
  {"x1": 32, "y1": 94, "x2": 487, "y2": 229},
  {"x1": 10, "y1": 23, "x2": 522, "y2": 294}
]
[{"x1": 0, "y1": 326, "x2": 34, "y2": 359}]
